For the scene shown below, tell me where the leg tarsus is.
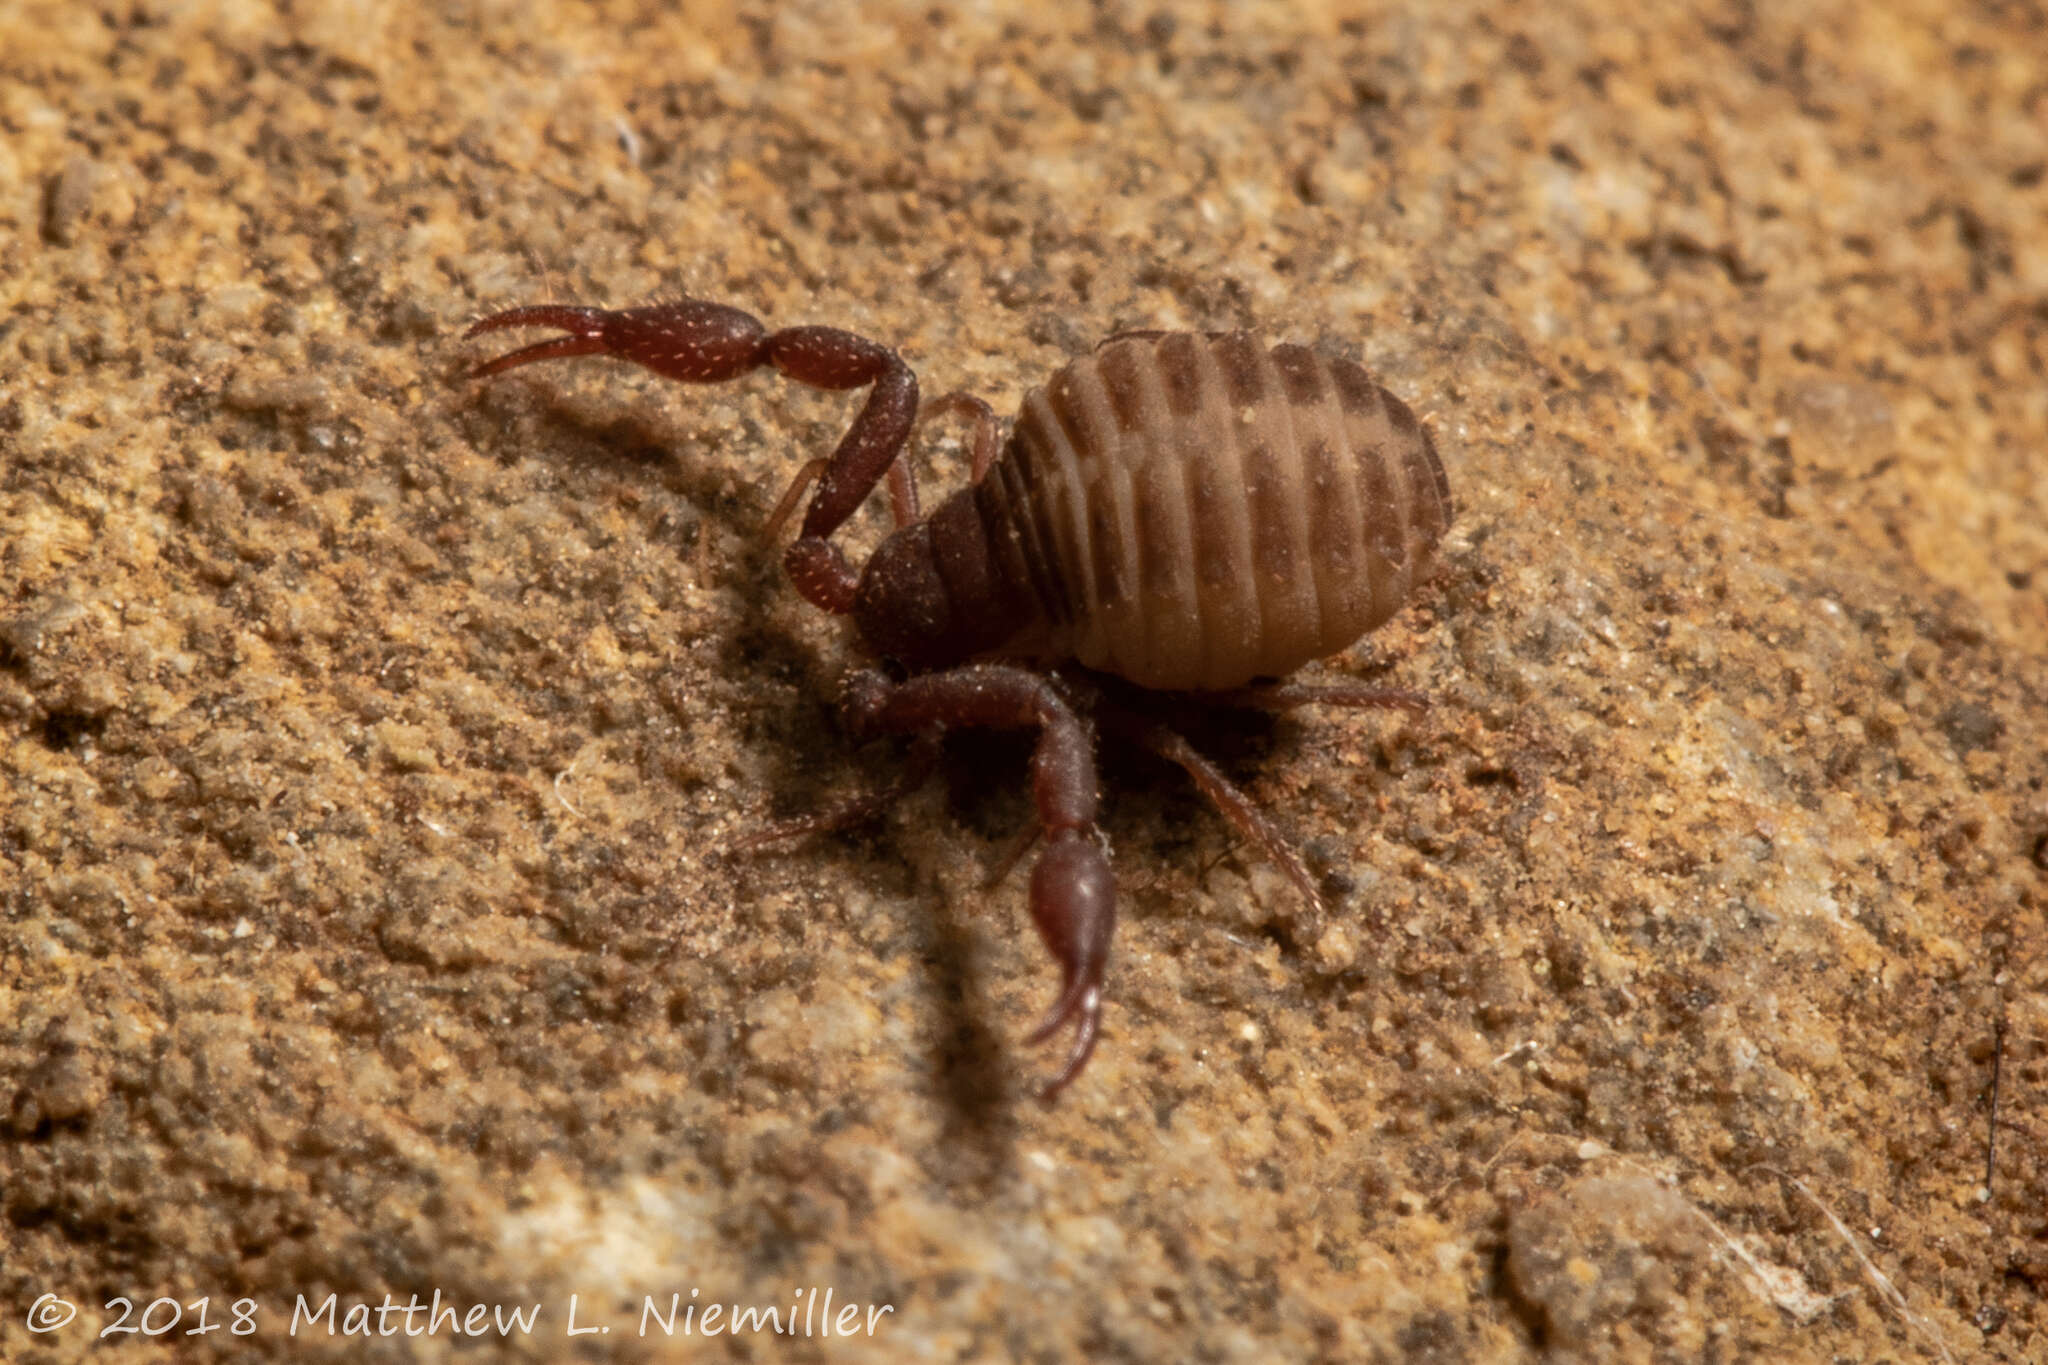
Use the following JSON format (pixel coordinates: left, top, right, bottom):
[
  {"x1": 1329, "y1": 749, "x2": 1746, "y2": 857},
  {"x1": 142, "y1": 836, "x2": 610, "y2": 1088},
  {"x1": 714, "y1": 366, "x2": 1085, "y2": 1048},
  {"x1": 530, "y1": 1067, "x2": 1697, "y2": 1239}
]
[
  {"x1": 1129, "y1": 720, "x2": 1323, "y2": 907},
  {"x1": 1099, "y1": 679, "x2": 1429, "y2": 908}
]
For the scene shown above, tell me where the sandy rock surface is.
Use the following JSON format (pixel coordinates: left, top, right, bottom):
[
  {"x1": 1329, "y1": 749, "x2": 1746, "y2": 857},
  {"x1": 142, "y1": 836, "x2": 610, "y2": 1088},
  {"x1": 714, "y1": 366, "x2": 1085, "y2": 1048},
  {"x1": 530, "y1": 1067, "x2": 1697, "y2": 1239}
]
[{"x1": 2, "y1": 3, "x2": 2043, "y2": 1361}]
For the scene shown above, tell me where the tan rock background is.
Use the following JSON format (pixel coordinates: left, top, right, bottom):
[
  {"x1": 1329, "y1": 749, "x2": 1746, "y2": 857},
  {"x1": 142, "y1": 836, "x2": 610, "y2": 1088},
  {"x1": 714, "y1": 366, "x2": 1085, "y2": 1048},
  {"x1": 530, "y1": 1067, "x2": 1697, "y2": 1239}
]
[{"x1": 2, "y1": 2, "x2": 2043, "y2": 1361}]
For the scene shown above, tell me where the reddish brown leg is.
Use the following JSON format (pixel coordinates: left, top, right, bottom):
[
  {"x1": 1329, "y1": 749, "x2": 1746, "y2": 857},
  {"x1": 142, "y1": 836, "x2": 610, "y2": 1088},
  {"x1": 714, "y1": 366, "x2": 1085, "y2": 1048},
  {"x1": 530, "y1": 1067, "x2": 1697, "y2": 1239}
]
[
  {"x1": 724, "y1": 733, "x2": 942, "y2": 855},
  {"x1": 982, "y1": 819, "x2": 1042, "y2": 891},
  {"x1": 1112, "y1": 715, "x2": 1323, "y2": 907},
  {"x1": 758, "y1": 457, "x2": 825, "y2": 545},
  {"x1": 885, "y1": 461, "x2": 920, "y2": 528},
  {"x1": 918, "y1": 391, "x2": 1001, "y2": 482},
  {"x1": 1101, "y1": 683, "x2": 1428, "y2": 908},
  {"x1": 466, "y1": 301, "x2": 919, "y2": 615},
  {"x1": 842, "y1": 666, "x2": 1113, "y2": 1099}
]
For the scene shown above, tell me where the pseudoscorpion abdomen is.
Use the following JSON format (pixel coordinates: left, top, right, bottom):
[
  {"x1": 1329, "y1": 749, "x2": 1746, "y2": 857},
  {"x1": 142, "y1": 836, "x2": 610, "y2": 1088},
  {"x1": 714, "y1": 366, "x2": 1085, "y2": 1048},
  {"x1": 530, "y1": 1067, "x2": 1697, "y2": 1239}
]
[{"x1": 984, "y1": 333, "x2": 1453, "y2": 690}]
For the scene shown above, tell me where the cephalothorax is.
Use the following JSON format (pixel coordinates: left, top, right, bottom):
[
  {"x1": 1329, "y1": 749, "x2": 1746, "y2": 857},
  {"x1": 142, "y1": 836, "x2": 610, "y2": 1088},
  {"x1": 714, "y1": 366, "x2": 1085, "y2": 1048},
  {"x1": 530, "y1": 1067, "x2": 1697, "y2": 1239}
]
[{"x1": 466, "y1": 301, "x2": 1452, "y2": 1096}]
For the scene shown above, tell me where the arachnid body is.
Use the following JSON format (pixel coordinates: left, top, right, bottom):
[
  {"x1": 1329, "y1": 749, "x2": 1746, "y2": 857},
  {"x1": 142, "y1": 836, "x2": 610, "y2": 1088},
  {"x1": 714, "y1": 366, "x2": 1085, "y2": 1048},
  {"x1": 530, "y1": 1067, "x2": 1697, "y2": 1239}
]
[{"x1": 466, "y1": 301, "x2": 1453, "y2": 1096}]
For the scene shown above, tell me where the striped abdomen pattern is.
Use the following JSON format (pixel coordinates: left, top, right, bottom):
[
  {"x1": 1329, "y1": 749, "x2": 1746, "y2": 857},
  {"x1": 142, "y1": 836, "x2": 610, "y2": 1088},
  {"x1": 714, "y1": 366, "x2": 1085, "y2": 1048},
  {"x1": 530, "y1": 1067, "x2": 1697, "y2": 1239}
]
[{"x1": 974, "y1": 333, "x2": 1453, "y2": 691}]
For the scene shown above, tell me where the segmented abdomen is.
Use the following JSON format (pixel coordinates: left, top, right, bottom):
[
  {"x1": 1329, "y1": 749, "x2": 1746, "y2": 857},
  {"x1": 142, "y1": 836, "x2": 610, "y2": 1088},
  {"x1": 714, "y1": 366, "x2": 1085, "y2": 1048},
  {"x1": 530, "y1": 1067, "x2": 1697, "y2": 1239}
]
[{"x1": 980, "y1": 333, "x2": 1452, "y2": 691}]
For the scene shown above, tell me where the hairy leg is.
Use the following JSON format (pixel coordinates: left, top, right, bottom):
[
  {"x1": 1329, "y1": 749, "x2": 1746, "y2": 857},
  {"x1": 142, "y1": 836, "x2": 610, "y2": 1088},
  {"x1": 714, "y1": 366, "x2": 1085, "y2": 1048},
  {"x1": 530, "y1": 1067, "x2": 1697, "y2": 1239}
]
[
  {"x1": 1101, "y1": 680, "x2": 1429, "y2": 907},
  {"x1": 1104, "y1": 710, "x2": 1322, "y2": 907}
]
